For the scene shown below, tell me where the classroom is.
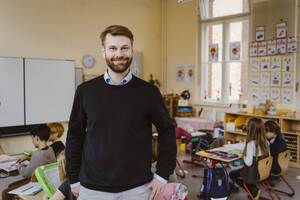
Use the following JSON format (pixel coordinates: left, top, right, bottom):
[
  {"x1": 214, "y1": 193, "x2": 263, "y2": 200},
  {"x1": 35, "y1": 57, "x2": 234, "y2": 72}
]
[{"x1": 0, "y1": 0, "x2": 300, "y2": 199}]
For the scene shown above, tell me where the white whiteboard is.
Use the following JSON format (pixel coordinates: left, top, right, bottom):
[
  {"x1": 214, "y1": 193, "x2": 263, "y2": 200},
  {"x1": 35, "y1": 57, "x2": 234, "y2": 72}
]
[
  {"x1": 25, "y1": 59, "x2": 75, "y2": 125},
  {"x1": 0, "y1": 58, "x2": 24, "y2": 127}
]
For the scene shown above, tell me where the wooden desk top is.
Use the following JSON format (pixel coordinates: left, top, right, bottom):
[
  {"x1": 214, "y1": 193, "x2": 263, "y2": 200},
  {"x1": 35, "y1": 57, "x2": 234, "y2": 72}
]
[
  {"x1": 196, "y1": 147, "x2": 242, "y2": 163},
  {"x1": 18, "y1": 191, "x2": 45, "y2": 200}
]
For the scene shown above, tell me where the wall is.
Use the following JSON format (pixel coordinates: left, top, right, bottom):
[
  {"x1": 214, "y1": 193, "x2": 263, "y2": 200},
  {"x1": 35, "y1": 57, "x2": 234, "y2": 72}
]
[
  {"x1": 0, "y1": 0, "x2": 162, "y2": 154},
  {"x1": 165, "y1": 0, "x2": 199, "y2": 103}
]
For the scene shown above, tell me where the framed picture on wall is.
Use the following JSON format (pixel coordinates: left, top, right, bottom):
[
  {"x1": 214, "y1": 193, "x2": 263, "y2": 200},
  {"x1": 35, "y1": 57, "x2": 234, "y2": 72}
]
[
  {"x1": 249, "y1": 42, "x2": 258, "y2": 57},
  {"x1": 276, "y1": 38, "x2": 287, "y2": 54},
  {"x1": 255, "y1": 26, "x2": 265, "y2": 41},
  {"x1": 276, "y1": 22, "x2": 287, "y2": 39}
]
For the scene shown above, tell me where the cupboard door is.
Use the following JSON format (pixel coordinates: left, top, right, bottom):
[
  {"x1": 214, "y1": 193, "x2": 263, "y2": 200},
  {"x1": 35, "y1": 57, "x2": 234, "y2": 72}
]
[
  {"x1": 0, "y1": 58, "x2": 24, "y2": 127},
  {"x1": 25, "y1": 59, "x2": 75, "y2": 125}
]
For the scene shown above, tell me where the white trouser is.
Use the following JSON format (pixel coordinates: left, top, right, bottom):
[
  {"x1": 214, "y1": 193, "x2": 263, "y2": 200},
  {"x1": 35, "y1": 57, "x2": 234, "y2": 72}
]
[{"x1": 78, "y1": 184, "x2": 151, "y2": 200}]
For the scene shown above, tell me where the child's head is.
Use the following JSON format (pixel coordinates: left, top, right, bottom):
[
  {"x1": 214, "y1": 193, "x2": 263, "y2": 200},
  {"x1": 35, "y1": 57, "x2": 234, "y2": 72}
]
[
  {"x1": 264, "y1": 120, "x2": 281, "y2": 140},
  {"x1": 243, "y1": 117, "x2": 269, "y2": 156},
  {"x1": 31, "y1": 125, "x2": 51, "y2": 148},
  {"x1": 47, "y1": 123, "x2": 64, "y2": 142}
]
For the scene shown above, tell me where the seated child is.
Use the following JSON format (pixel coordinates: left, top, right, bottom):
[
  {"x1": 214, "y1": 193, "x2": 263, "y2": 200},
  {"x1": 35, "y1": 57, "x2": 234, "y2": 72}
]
[
  {"x1": 48, "y1": 123, "x2": 65, "y2": 157},
  {"x1": 264, "y1": 120, "x2": 287, "y2": 185},
  {"x1": 229, "y1": 118, "x2": 270, "y2": 200},
  {"x1": 16, "y1": 124, "x2": 56, "y2": 179}
]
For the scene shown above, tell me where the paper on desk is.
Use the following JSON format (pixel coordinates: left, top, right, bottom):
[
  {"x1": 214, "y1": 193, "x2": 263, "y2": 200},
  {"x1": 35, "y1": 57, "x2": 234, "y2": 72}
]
[
  {"x1": 191, "y1": 131, "x2": 206, "y2": 137},
  {"x1": 8, "y1": 182, "x2": 42, "y2": 195},
  {"x1": 0, "y1": 160, "x2": 30, "y2": 172},
  {"x1": 0, "y1": 156, "x2": 18, "y2": 164},
  {"x1": 223, "y1": 143, "x2": 245, "y2": 152}
]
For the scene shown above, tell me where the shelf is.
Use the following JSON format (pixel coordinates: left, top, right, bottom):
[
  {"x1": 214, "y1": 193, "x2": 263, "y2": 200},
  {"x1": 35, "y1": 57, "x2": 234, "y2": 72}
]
[
  {"x1": 282, "y1": 131, "x2": 300, "y2": 136},
  {"x1": 225, "y1": 112, "x2": 280, "y2": 119},
  {"x1": 225, "y1": 130, "x2": 247, "y2": 136}
]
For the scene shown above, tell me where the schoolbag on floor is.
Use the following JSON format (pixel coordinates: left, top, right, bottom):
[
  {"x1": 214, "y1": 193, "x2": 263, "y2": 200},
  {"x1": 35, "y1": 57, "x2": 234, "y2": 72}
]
[{"x1": 200, "y1": 168, "x2": 231, "y2": 200}]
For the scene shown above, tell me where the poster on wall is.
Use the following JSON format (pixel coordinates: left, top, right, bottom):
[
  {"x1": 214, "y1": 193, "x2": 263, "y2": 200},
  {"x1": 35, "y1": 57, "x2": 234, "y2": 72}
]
[
  {"x1": 258, "y1": 41, "x2": 267, "y2": 56},
  {"x1": 251, "y1": 58, "x2": 260, "y2": 72},
  {"x1": 176, "y1": 66, "x2": 185, "y2": 82},
  {"x1": 251, "y1": 73, "x2": 259, "y2": 86},
  {"x1": 249, "y1": 42, "x2": 258, "y2": 57},
  {"x1": 276, "y1": 22, "x2": 287, "y2": 39},
  {"x1": 282, "y1": 56, "x2": 293, "y2": 71},
  {"x1": 271, "y1": 72, "x2": 281, "y2": 87},
  {"x1": 287, "y1": 37, "x2": 298, "y2": 53},
  {"x1": 184, "y1": 65, "x2": 195, "y2": 82},
  {"x1": 208, "y1": 44, "x2": 218, "y2": 61},
  {"x1": 282, "y1": 88, "x2": 292, "y2": 103},
  {"x1": 229, "y1": 42, "x2": 240, "y2": 60},
  {"x1": 282, "y1": 72, "x2": 293, "y2": 87},
  {"x1": 260, "y1": 88, "x2": 270, "y2": 101},
  {"x1": 270, "y1": 88, "x2": 281, "y2": 103},
  {"x1": 261, "y1": 72, "x2": 270, "y2": 87},
  {"x1": 250, "y1": 87, "x2": 259, "y2": 101},
  {"x1": 271, "y1": 56, "x2": 281, "y2": 71},
  {"x1": 256, "y1": 26, "x2": 265, "y2": 41},
  {"x1": 267, "y1": 40, "x2": 277, "y2": 55},
  {"x1": 261, "y1": 57, "x2": 270, "y2": 71},
  {"x1": 276, "y1": 38, "x2": 287, "y2": 54}
]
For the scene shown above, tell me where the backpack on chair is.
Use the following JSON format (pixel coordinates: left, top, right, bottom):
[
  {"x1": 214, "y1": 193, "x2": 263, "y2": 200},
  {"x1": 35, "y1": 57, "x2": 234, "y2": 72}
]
[{"x1": 200, "y1": 168, "x2": 231, "y2": 200}]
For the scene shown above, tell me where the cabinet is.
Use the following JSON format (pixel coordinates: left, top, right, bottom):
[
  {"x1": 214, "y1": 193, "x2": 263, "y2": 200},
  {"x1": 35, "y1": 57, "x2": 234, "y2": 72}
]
[
  {"x1": 224, "y1": 112, "x2": 300, "y2": 169},
  {"x1": 163, "y1": 94, "x2": 179, "y2": 119}
]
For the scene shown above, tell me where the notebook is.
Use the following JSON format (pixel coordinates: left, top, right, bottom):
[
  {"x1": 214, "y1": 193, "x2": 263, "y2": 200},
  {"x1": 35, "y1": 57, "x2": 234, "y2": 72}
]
[
  {"x1": 8, "y1": 182, "x2": 42, "y2": 196},
  {"x1": 35, "y1": 162, "x2": 60, "y2": 198}
]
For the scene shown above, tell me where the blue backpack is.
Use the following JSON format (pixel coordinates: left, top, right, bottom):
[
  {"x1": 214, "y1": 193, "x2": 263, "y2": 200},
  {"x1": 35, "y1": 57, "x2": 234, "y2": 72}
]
[{"x1": 201, "y1": 168, "x2": 231, "y2": 200}]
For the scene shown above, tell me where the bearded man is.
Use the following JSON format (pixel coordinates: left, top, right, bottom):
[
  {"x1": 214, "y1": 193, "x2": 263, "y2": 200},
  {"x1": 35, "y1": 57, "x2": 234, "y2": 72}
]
[{"x1": 66, "y1": 25, "x2": 176, "y2": 200}]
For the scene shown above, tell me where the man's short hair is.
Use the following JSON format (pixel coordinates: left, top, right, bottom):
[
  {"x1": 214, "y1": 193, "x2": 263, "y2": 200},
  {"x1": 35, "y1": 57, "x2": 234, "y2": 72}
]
[
  {"x1": 31, "y1": 124, "x2": 51, "y2": 141},
  {"x1": 47, "y1": 123, "x2": 64, "y2": 138},
  {"x1": 100, "y1": 25, "x2": 134, "y2": 46}
]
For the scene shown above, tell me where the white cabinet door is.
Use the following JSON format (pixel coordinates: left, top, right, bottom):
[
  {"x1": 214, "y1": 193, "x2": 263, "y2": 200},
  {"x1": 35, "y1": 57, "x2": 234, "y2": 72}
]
[
  {"x1": 0, "y1": 58, "x2": 24, "y2": 127},
  {"x1": 25, "y1": 59, "x2": 75, "y2": 125}
]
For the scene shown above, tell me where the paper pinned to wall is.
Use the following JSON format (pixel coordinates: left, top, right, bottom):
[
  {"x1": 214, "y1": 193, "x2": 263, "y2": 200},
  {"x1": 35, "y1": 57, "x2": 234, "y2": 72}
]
[
  {"x1": 267, "y1": 40, "x2": 277, "y2": 55},
  {"x1": 184, "y1": 65, "x2": 195, "y2": 82},
  {"x1": 250, "y1": 88, "x2": 259, "y2": 101},
  {"x1": 270, "y1": 88, "x2": 280, "y2": 103},
  {"x1": 251, "y1": 58, "x2": 260, "y2": 72},
  {"x1": 271, "y1": 56, "x2": 281, "y2": 71},
  {"x1": 251, "y1": 73, "x2": 259, "y2": 86},
  {"x1": 176, "y1": 66, "x2": 185, "y2": 82},
  {"x1": 260, "y1": 88, "x2": 270, "y2": 101},
  {"x1": 261, "y1": 57, "x2": 270, "y2": 71},
  {"x1": 282, "y1": 72, "x2": 293, "y2": 87},
  {"x1": 282, "y1": 88, "x2": 292, "y2": 103},
  {"x1": 229, "y1": 42, "x2": 240, "y2": 60},
  {"x1": 261, "y1": 72, "x2": 270, "y2": 87},
  {"x1": 288, "y1": 37, "x2": 297, "y2": 53},
  {"x1": 282, "y1": 56, "x2": 293, "y2": 71},
  {"x1": 208, "y1": 44, "x2": 218, "y2": 61},
  {"x1": 271, "y1": 72, "x2": 281, "y2": 87}
]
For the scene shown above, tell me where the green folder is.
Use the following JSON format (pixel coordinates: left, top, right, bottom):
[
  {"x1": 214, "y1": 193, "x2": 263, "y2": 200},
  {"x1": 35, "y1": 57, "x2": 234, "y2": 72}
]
[
  {"x1": 23, "y1": 150, "x2": 33, "y2": 156},
  {"x1": 35, "y1": 162, "x2": 60, "y2": 198}
]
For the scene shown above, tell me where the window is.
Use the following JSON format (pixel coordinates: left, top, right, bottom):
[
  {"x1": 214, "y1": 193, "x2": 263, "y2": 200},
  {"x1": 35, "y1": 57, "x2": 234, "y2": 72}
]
[{"x1": 199, "y1": 0, "x2": 250, "y2": 104}]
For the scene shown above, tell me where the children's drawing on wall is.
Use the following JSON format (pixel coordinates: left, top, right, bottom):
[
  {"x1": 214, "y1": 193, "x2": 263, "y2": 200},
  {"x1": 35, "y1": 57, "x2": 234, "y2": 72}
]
[
  {"x1": 271, "y1": 72, "x2": 281, "y2": 87},
  {"x1": 261, "y1": 72, "x2": 270, "y2": 87},
  {"x1": 251, "y1": 58, "x2": 260, "y2": 72},
  {"x1": 176, "y1": 66, "x2": 185, "y2": 82},
  {"x1": 276, "y1": 38, "x2": 287, "y2": 54},
  {"x1": 282, "y1": 88, "x2": 292, "y2": 103},
  {"x1": 255, "y1": 26, "x2": 265, "y2": 41},
  {"x1": 270, "y1": 88, "x2": 280, "y2": 103},
  {"x1": 271, "y1": 56, "x2": 281, "y2": 71},
  {"x1": 282, "y1": 56, "x2": 293, "y2": 71},
  {"x1": 288, "y1": 37, "x2": 298, "y2": 53},
  {"x1": 258, "y1": 41, "x2": 267, "y2": 56},
  {"x1": 229, "y1": 42, "x2": 240, "y2": 60},
  {"x1": 249, "y1": 42, "x2": 258, "y2": 57},
  {"x1": 184, "y1": 65, "x2": 194, "y2": 82},
  {"x1": 276, "y1": 22, "x2": 287, "y2": 39},
  {"x1": 251, "y1": 73, "x2": 259, "y2": 86},
  {"x1": 251, "y1": 87, "x2": 259, "y2": 101},
  {"x1": 267, "y1": 40, "x2": 277, "y2": 55},
  {"x1": 208, "y1": 44, "x2": 218, "y2": 61},
  {"x1": 260, "y1": 88, "x2": 270, "y2": 101},
  {"x1": 261, "y1": 57, "x2": 270, "y2": 71},
  {"x1": 282, "y1": 72, "x2": 293, "y2": 87}
]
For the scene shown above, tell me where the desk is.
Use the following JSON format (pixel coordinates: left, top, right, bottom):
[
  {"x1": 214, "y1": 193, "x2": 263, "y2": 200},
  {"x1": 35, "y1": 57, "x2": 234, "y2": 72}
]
[
  {"x1": 175, "y1": 117, "x2": 220, "y2": 131},
  {"x1": 18, "y1": 191, "x2": 45, "y2": 200}
]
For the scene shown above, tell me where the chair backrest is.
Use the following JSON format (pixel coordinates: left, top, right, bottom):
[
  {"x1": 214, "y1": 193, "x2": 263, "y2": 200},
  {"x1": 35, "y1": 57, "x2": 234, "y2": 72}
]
[
  {"x1": 258, "y1": 156, "x2": 273, "y2": 181},
  {"x1": 57, "y1": 150, "x2": 66, "y2": 184},
  {"x1": 278, "y1": 150, "x2": 290, "y2": 174}
]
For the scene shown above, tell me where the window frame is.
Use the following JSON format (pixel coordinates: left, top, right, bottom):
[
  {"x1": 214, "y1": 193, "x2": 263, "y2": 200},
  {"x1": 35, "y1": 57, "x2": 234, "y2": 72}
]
[{"x1": 199, "y1": 13, "x2": 250, "y2": 106}]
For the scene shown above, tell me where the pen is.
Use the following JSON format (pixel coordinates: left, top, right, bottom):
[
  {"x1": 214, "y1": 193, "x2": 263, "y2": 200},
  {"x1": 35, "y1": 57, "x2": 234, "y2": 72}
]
[{"x1": 21, "y1": 186, "x2": 34, "y2": 193}]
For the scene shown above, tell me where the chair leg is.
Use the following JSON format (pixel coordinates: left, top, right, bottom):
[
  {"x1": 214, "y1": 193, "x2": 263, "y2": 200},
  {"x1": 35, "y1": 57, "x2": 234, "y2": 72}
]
[
  {"x1": 261, "y1": 181, "x2": 277, "y2": 200},
  {"x1": 243, "y1": 181, "x2": 255, "y2": 200},
  {"x1": 263, "y1": 180, "x2": 281, "y2": 200},
  {"x1": 273, "y1": 175, "x2": 295, "y2": 197},
  {"x1": 176, "y1": 159, "x2": 186, "y2": 178}
]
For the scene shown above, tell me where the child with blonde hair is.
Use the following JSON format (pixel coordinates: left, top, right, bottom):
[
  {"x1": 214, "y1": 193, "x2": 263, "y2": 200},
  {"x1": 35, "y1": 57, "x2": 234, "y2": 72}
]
[{"x1": 47, "y1": 123, "x2": 65, "y2": 157}]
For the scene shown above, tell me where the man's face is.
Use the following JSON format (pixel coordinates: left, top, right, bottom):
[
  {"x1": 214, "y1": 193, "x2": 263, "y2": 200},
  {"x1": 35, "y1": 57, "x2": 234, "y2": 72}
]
[{"x1": 102, "y1": 34, "x2": 133, "y2": 73}]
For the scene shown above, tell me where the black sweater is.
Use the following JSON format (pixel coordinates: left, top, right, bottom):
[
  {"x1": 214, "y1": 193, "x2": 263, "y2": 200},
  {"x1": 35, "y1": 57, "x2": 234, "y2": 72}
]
[
  {"x1": 66, "y1": 75, "x2": 176, "y2": 192},
  {"x1": 270, "y1": 133, "x2": 287, "y2": 175}
]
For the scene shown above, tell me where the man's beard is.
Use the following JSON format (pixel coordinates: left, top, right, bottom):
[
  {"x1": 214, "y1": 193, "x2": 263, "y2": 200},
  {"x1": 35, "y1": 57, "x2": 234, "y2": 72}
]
[{"x1": 106, "y1": 56, "x2": 133, "y2": 73}]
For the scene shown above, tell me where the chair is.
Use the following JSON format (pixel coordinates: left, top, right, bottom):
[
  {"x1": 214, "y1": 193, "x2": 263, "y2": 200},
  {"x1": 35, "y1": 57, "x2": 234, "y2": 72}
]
[
  {"x1": 268, "y1": 150, "x2": 295, "y2": 197},
  {"x1": 243, "y1": 156, "x2": 275, "y2": 200}
]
